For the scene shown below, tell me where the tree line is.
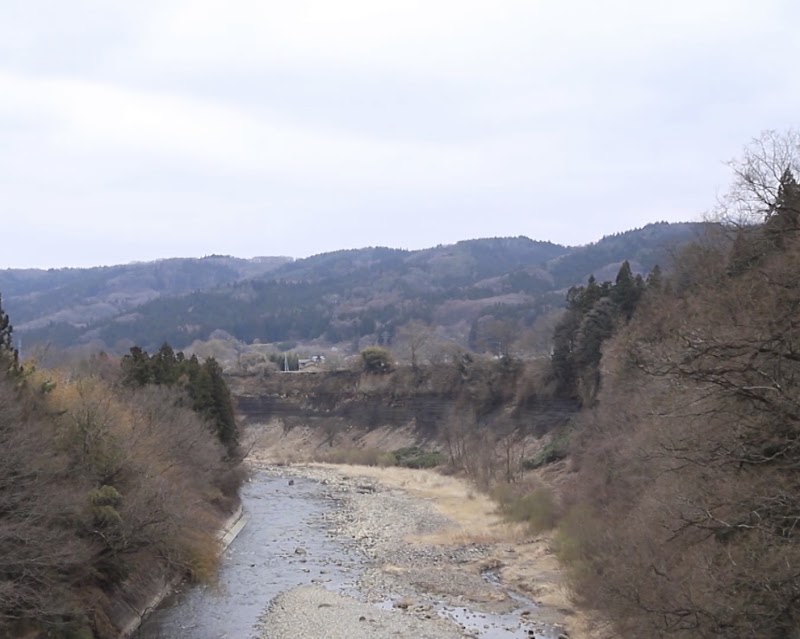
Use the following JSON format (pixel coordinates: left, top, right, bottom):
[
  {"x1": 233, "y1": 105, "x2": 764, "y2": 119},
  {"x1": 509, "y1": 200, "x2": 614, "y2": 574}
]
[
  {"x1": 553, "y1": 131, "x2": 800, "y2": 638},
  {"x1": 121, "y1": 343, "x2": 239, "y2": 456},
  {"x1": 0, "y1": 299, "x2": 242, "y2": 638},
  {"x1": 550, "y1": 260, "x2": 662, "y2": 402}
]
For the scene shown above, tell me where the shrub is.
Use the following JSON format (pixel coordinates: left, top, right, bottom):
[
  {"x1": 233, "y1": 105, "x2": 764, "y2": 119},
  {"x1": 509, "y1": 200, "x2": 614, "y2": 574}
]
[
  {"x1": 554, "y1": 504, "x2": 600, "y2": 573},
  {"x1": 522, "y1": 430, "x2": 570, "y2": 470},
  {"x1": 391, "y1": 446, "x2": 442, "y2": 469},
  {"x1": 492, "y1": 483, "x2": 558, "y2": 534},
  {"x1": 177, "y1": 528, "x2": 221, "y2": 584},
  {"x1": 360, "y1": 347, "x2": 393, "y2": 374},
  {"x1": 317, "y1": 447, "x2": 386, "y2": 466},
  {"x1": 89, "y1": 485, "x2": 122, "y2": 509},
  {"x1": 376, "y1": 451, "x2": 398, "y2": 467},
  {"x1": 59, "y1": 618, "x2": 94, "y2": 639}
]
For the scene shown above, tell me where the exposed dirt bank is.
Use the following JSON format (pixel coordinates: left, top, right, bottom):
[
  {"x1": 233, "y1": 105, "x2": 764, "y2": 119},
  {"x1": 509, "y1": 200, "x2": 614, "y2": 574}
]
[
  {"x1": 247, "y1": 417, "x2": 422, "y2": 463},
  {"x1": 230, "y1": 368, "x2": 578, "y2": 449}
]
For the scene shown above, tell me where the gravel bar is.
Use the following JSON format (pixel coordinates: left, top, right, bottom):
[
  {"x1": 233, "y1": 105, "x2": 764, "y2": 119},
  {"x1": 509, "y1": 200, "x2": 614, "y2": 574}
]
[
  {"x1": 255, "y1": 464, "x2": 566, "y2": 639},
  {"x1": 261, "y1": 585, "x2": 464, "y2": 639}
]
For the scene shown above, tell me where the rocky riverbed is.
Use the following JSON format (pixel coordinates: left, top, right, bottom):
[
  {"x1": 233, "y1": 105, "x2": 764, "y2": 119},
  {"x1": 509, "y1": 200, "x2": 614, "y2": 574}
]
[
  {"x1": 255, "y1": 464, "x2": 570, "y2": 639},
  {"x1": 139, "y1": 462, "x2": 581, "y2": 639}
]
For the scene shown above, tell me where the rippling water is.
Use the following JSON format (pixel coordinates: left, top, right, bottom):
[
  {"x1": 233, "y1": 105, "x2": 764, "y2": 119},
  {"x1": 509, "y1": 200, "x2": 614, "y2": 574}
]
[
  {"x1": 137, "y1": 471, "x2": 560, "y2": 639},
  {"x1": 136, "y1": 473, "x2": 361, "y2": 639}
]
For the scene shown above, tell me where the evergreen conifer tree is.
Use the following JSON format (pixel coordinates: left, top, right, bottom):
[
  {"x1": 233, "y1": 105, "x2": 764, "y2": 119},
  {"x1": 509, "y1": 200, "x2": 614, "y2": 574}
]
[
  {"x1": 121, "y1": 346, "x2": 152, "y2": 386},
  {"x1": 0, "y1": 294, "x2": 19, "y2": 372},
  {"x1": 611, "y1": 260, "x2": 643, "y2": 320},
  {"x1": 121, "y1": 345, "x2": 238, "y2": 454},
  {"x1": 152, "y1": 343, "x2": 179, "y2": 385},
  {"x1": 645, "y1": 264, "x2": 663, "y2": 291},
  {"x1": 765, "y1": 167, "x2": 800, "y2": 249}
]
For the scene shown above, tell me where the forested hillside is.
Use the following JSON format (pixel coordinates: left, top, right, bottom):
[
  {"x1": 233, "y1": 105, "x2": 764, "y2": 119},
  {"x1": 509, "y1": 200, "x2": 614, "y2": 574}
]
[
  {"x1": 549, "y1": 133, "x2": 800, "y2": 637},
  {"x1": 8, "y1": 224, "x2": 706, "y2": 355},
  {"x1": 0, "y1": 301, "x2": 243, "y2": 638},
  {"x1": 0, "y1": 255, "x2": 290, "y2": 334}
]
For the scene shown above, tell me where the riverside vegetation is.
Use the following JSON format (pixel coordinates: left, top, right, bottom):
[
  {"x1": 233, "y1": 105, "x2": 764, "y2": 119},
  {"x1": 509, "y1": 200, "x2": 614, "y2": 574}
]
[
  {"x1": 508, "y1": 133, "x2": 798, "y2": 639},
  {"x1": 0, "y1": 304, "x2": 243, "y2": 638},
  {"x1": 242, "y1": 131, "x2": 800, "y2": 638},
  {"x1": 551, "y1": 133, "x2": 800, "y2": 638},
  {"x1": 436, "y1": 132, "x2": 800, "y2": 638}
]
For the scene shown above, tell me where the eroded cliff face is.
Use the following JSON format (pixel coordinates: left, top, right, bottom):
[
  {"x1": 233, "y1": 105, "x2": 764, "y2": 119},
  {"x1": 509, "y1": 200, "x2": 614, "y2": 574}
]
[{"x1": 229, "y1": 364, "x2": 578, "y2": 458}]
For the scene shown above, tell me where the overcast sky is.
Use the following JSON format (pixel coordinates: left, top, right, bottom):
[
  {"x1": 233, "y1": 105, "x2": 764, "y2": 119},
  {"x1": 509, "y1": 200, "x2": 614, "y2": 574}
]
[{"x1": 2, "y1": 1, "x2": 799, "y2": 268}]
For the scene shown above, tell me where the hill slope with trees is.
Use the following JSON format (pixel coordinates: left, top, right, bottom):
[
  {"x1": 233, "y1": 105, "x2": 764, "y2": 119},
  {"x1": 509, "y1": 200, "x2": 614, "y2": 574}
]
[
  {"x1": 548, "y1": 131, "x2": 800, "y2": 638},
  {"x1": 7, "y1": 224, "x2": 707, "y2": 356},
  {"x1": 0, "y1": 255, "x2": 290, "y2": 334},
  {"x1": 0, "y1": 298, "x2": 243, "y2": 638}
]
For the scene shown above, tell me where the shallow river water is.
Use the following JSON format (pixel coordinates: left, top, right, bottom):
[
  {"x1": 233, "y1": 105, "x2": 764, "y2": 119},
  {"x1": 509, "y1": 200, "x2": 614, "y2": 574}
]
[
  {"x1": 137, "y1": 471, "x2": 560, "y2": 639},
  {"x1": 137, "y1": 474, "x2": 361, "y2": 639}
]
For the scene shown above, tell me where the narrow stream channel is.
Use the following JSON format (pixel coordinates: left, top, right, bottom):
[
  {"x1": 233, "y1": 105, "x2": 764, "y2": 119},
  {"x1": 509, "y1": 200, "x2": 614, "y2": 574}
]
[
  {"x1": 137, "y1": 471, "x2": 561, "y2": 639},
  {"x1": 136, "y1": 473, "x2": 361, "y2": 639}
]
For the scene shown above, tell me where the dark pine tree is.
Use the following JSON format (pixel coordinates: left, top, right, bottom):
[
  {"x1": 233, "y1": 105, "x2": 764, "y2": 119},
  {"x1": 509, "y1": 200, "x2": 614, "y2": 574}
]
[
  {"x1": 201, "y1": 358, "x2": 238, "y2": 455},
  {"x1": 0, "y1": 294, "x2": 19, "y2": 372},
  {"x1": 765, "y1": 167, "x2": 800, "y2": 249},
  {"x1": 152, "y1": 343, "x2": 179, "y2": 385},
  {"x1": 611, "y1": 260, "x2": 643, "y2": 321},
  {"x1": 645, "y1": 264, "x2": 663, "y2": 291},
  {"x1": 186, "y1": 357, "x2": 239, "y2": 456},
  {"x1": 552, "y1": 276, "x2": 613, "y2": 398},
  {"x1": 121, "y1": 346, "x2": 239, "y2": 454},
  {"x1": 121, "y1": 346, "x2": 153, "y2": 386}
]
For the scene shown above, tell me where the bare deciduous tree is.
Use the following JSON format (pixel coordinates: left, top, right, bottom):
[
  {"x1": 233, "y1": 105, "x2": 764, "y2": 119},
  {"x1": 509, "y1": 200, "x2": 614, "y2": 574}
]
[
  {"x1": 562, "y1": 132, "x2": 800, "y2": 638},
  {"x1": 396, "y1": 320, "x2": 433, "y2": 370}
]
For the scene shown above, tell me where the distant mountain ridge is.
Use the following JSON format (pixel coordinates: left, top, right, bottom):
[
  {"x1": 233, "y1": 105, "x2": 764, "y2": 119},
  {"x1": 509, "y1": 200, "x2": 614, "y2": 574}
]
[
  {"x1": 0, "y1": 255, "x2": 292, "y2": 331},
  {"x1": 3, "y1": 222, "x2": 709, "y2": 354}
]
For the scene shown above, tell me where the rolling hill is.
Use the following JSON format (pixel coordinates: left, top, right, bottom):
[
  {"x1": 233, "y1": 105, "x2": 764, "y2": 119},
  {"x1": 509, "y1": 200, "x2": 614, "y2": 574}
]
[{"x1": 3, "y1": 222, "x2": 710, "y2": 355}]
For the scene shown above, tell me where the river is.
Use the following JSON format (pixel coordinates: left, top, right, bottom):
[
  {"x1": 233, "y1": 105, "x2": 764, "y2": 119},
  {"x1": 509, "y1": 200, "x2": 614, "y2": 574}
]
[
  {"x1": 137, "y1": 469, "x2": 563, "y2": 639},
  {"x1": 136, "y1": 473, "x2": 361, "y2": 638}
]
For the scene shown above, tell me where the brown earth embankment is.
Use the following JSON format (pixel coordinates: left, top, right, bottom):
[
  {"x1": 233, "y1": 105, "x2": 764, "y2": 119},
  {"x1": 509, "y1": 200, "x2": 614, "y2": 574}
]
[{"x1": 229, "y1": 367, "x2": 578, "y2": 460}]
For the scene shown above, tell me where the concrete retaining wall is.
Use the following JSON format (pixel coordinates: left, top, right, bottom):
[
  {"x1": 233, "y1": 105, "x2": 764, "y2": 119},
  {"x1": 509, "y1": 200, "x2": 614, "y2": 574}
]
[{"x1": 116, "y1": 504, "x2": 248, "y2": 638}]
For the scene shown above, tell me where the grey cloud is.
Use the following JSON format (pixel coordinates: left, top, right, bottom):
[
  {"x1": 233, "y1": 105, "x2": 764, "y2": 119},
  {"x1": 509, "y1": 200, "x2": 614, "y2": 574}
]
[{"x1": 1, "y1": 0, "x2": 799, "y2": 268}]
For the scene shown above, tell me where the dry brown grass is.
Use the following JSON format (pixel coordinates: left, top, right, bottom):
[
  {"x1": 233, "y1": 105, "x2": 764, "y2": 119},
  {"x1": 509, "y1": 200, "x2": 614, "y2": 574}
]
[
  {"x1": 311, "y1": 462, "x2": 604, "y2": 639},
  {"x1": 245, "y1": 420, "x2": 420, "y2": 465}
]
